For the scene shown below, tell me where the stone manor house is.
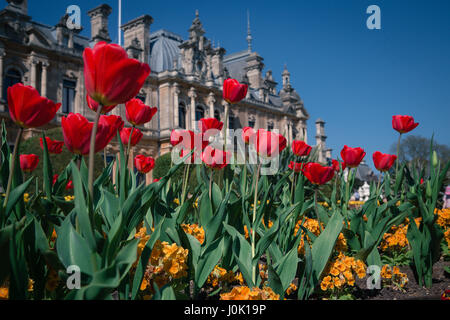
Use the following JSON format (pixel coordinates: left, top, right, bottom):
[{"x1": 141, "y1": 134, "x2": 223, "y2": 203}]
[{"x1": 0, "y1": 0, "x2": 332, "y2": 182}]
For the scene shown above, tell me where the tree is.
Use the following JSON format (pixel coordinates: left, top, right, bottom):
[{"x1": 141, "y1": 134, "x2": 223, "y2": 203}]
[{"x1": 389, "y1": 134, "x2": 450, "y2": 184}]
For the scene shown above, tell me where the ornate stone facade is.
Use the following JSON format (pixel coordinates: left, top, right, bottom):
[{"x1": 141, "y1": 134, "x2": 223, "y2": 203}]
[{"x1": 0, "y1": 1, "x2": 331, "y2": 183}]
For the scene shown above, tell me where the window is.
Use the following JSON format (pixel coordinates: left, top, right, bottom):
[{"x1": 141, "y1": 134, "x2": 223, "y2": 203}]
[
  {"x1": 248, "y1": 119, "x2": 255, "y2": 128},
  {"x1": 228, "y1": 115, "x2": 234, "y2": 130},
  {"x1": 178, "y1": 104, "x2": 186, "y2": 129},
  {"x1": 214, "y1": 110, "x2": 220, "y2": 121},
  {"x1": 268, "y1": 123, "x2": 274, "y2": 131},
  {"x1": 3, "y1": 68, "x2": 21, "y2": 103},
  {"x1": 195, "y1": 106, "x2": 205, "y2": 121},
  {"x1": 136, "y1": 95, "x2": 146, "y2": 103},
  {"x1": 62, "y1": 79, "x2": 76, "y2": 113}
]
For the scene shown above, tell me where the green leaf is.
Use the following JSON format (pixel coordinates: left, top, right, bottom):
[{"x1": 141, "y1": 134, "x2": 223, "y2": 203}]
[
  {"x1": 5, "y1": 177, "x2": 33, "y2": 218},
  {"x1": 195, "y1": 237, "x2": 223, "y2": 289},
  {"x1": 267, "y1": 264, "x2": 283, "y2": 299},
  {"x1": 56, "y1": 216, "x2": 95, "y2": 277},
  {"x1": 41, "y1": 132, "x2": 53, "y2": 198},
  {"x1": 70, "y1": 161, "x2": 96, "y2": 251},
  {"x1": 310, "y1": 210, "x2": 343, "y2": 286}
]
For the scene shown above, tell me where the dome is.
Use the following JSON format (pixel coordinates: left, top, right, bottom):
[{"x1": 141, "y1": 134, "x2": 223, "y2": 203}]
[{"x1": 149, "y1": 29, "x2": 183, "y2": 73}]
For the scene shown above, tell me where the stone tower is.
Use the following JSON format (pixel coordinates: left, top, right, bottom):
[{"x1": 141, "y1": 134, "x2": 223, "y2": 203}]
[
  {"x1": 121, "y1": 15, "x2": 153, "y2": 64},
  {"x1": 315, "y1": 118, "x2": 328, "y2": 163},
  {"x1": 87, "y1": 4, "x2": 112, "y2": 44}
]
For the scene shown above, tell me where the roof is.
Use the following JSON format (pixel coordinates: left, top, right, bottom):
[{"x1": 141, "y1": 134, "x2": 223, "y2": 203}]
[
  {"x1": 355, "y1": 161, "x2": 377, "y2": 182},
  {"x1": 149, "y1": 29, "x2": 183, "y2": 73},
  {"x1": 223, "y1": 50, "x2": 251, "y2": 83}
]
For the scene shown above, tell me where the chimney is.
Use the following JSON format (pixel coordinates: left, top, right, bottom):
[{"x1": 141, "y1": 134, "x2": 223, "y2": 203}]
[
  {"x1": 121, "y1": 15, "x2": 153, "y2": 64},
  {"x1": 87, "y1": 4, "x2": 112, "y2": 44},
  {"x1": 245, "y1": 52, "x2": 264, "y2": 89},
  {"x1": 6, "y1": 0, "x2": 28, "y2": 16}
]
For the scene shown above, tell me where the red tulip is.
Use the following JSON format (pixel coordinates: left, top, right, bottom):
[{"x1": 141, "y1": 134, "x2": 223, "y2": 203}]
[
  {"x1": 392, "y1": 115, "x2": 419, "y2": 134},
  {"x1": 86, "y1": 94, "x2": 116, "y2": 114},
  {"x1": 96, "y1": 115, "x2": 124, "y2": 151},
  {"x1": 340, "y1": 145, "x2": 366, "y2": 168},
  {"x1": 199, "y1": 118, "x2": 223, "y2": 133},
  {"x1": 153, "y1": 178, "x2": 161, "y2": 183},
  {"x1": 83, "y1": 41, "x2": 151, "y2": 106},
  {"x1": 292, "y1": 140, "x2": 312, "y2": 157},
  {"x1": 65, "y1": 180, "x2": 74, "y2": 190},
  {"x1": 134, "y1": 155, "x2": 155, "y2": 174},
  {"x1": 52, "y1": 174, "x2": 59, "y2": 185},
  {"x1": 332, "y1": 159, "x2": 346, "y2": 172},
  {"x1": 372, "y1": 151, "x2": 397, "y2": 172},
  {"x1": 242, "y1": 127, "x2": 255, "y2": 145},
  {"x1": 223, "y1": 78, "x2": 248, "y2": 104},
  {"x1": 40, "y1": 137, "x2": 64, "y2": 154},
  {"x1": 302, "y1": 162, "x2": 334, "y2": 185},
  {"x1": 7, "y1": 83, "x2": 60, "y2": 128},
  {"x1": 251, "y1": 129, "x2": 287, "y2": 158},
  {"x1": 288, "y1": 161, "x2": 304, "y2": 173},
  {"x1": 201, "y1": 145, "x2": 231, "y2": 170},
  {"x1": 125, "y1": 98, "x2": 157, "y2": 126},
  {"x1": 120, "y1": 127, "x2": 143, "y2": 147},
  {"x1": 61, "y1": 113, "x2": 123, "y2": 155},
  {"x1": 20, "y1": 154, "x2": 39, "y2": 173}
]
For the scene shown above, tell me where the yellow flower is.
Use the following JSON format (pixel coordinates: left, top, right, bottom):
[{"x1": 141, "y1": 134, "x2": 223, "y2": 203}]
[
  {"x1": 0, "y1": 287, "x2": 8, "y2": 300},
  {"x1": 286, "y1": 283, "x2": 297, "y2": 295},
  {"x1": 64, "y1": 195, "x2": 75, "y2": 202},
  {"x1": 220, "y1": 286, "x2": 279, "y2": 300},
  {"x1": 381, "y1": 265, "x2": 392, "y2": 279},
  {"x1": 181, "y1": 223, "x2": 205, "y2": 244},
  {"x1": 435, "y1": 208, "x2": 450, "y2": 228},
  {"x1": 173, "y1": 198, "x2": 180, "y2": 205},
  {"x1": 28, "y1": 279, "x2": 34, "y2": 292}
]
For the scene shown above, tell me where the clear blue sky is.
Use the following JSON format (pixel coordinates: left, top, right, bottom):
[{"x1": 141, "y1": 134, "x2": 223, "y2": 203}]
[{"x1": 26, "y1": 0, "x2": 450, "y2": 168}]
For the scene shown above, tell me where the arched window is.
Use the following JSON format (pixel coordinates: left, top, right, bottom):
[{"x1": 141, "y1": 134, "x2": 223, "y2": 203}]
[
  {"x1": 195, "y1": 106, "x2": 205, "y2": 122},
  {"x1": 178, "y1": 103, "x2": 186, "y2": 129},
  {"x1": 3, "y1": 68, "x2": 22, "y2": 102}
]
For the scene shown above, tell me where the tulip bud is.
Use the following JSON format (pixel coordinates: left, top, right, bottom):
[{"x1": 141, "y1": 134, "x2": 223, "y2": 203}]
[
  {"x1": 426, "y1": 181, "x2": 432, "y2": 198},
  {"x1": 432, "y1": 151, "x2": 438, "y2": 168}
]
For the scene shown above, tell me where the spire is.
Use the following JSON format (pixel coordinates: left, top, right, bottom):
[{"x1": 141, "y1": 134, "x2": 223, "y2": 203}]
[
  {"x1": 189, "y1": 9, "x2": 205, "y2": 40},
  {"x1": 246, "y1": 9, "x2": 252, "y2": 52}
]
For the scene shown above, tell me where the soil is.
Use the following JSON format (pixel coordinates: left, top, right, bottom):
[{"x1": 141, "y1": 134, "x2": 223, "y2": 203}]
[{"x1": 354, "y1": 258, "x2": 450, "y2": 300}]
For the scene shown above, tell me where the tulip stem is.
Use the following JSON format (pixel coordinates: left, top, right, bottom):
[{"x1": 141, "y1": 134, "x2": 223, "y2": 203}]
[
  {"x1": 103, "y1": 149, "x2": 107, "y2": 168},
  {"x1": 88, "y1": 104, "x2": 103, "y2": 201},
  {"x1": 3, "y1": 127, "x2": 23, "y2": 209},
  {"x1": 223, "y1": 102, "x2": 229, "y2": 193},
  {"x1": 181, "y1": 164, "x2": 191, "y2": 205},
  {"x1": 290, "y1": 172, "x2": 296, "y2": 205},
  {"x1": 314, "y1": 188, "x2": 323, "y2": 233},
  {"x1": 396, "y1": 133, "x2": 402, "y2": 177},
  {"x1": 209, "y1": 169, "x2": 213, "y2": 200},
  {"x1": 251, "y1": 162, "x2": 262, "y2": 286},
  {"x1": 126, "y1": 126, "x2": 135, "y2": 168}
]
